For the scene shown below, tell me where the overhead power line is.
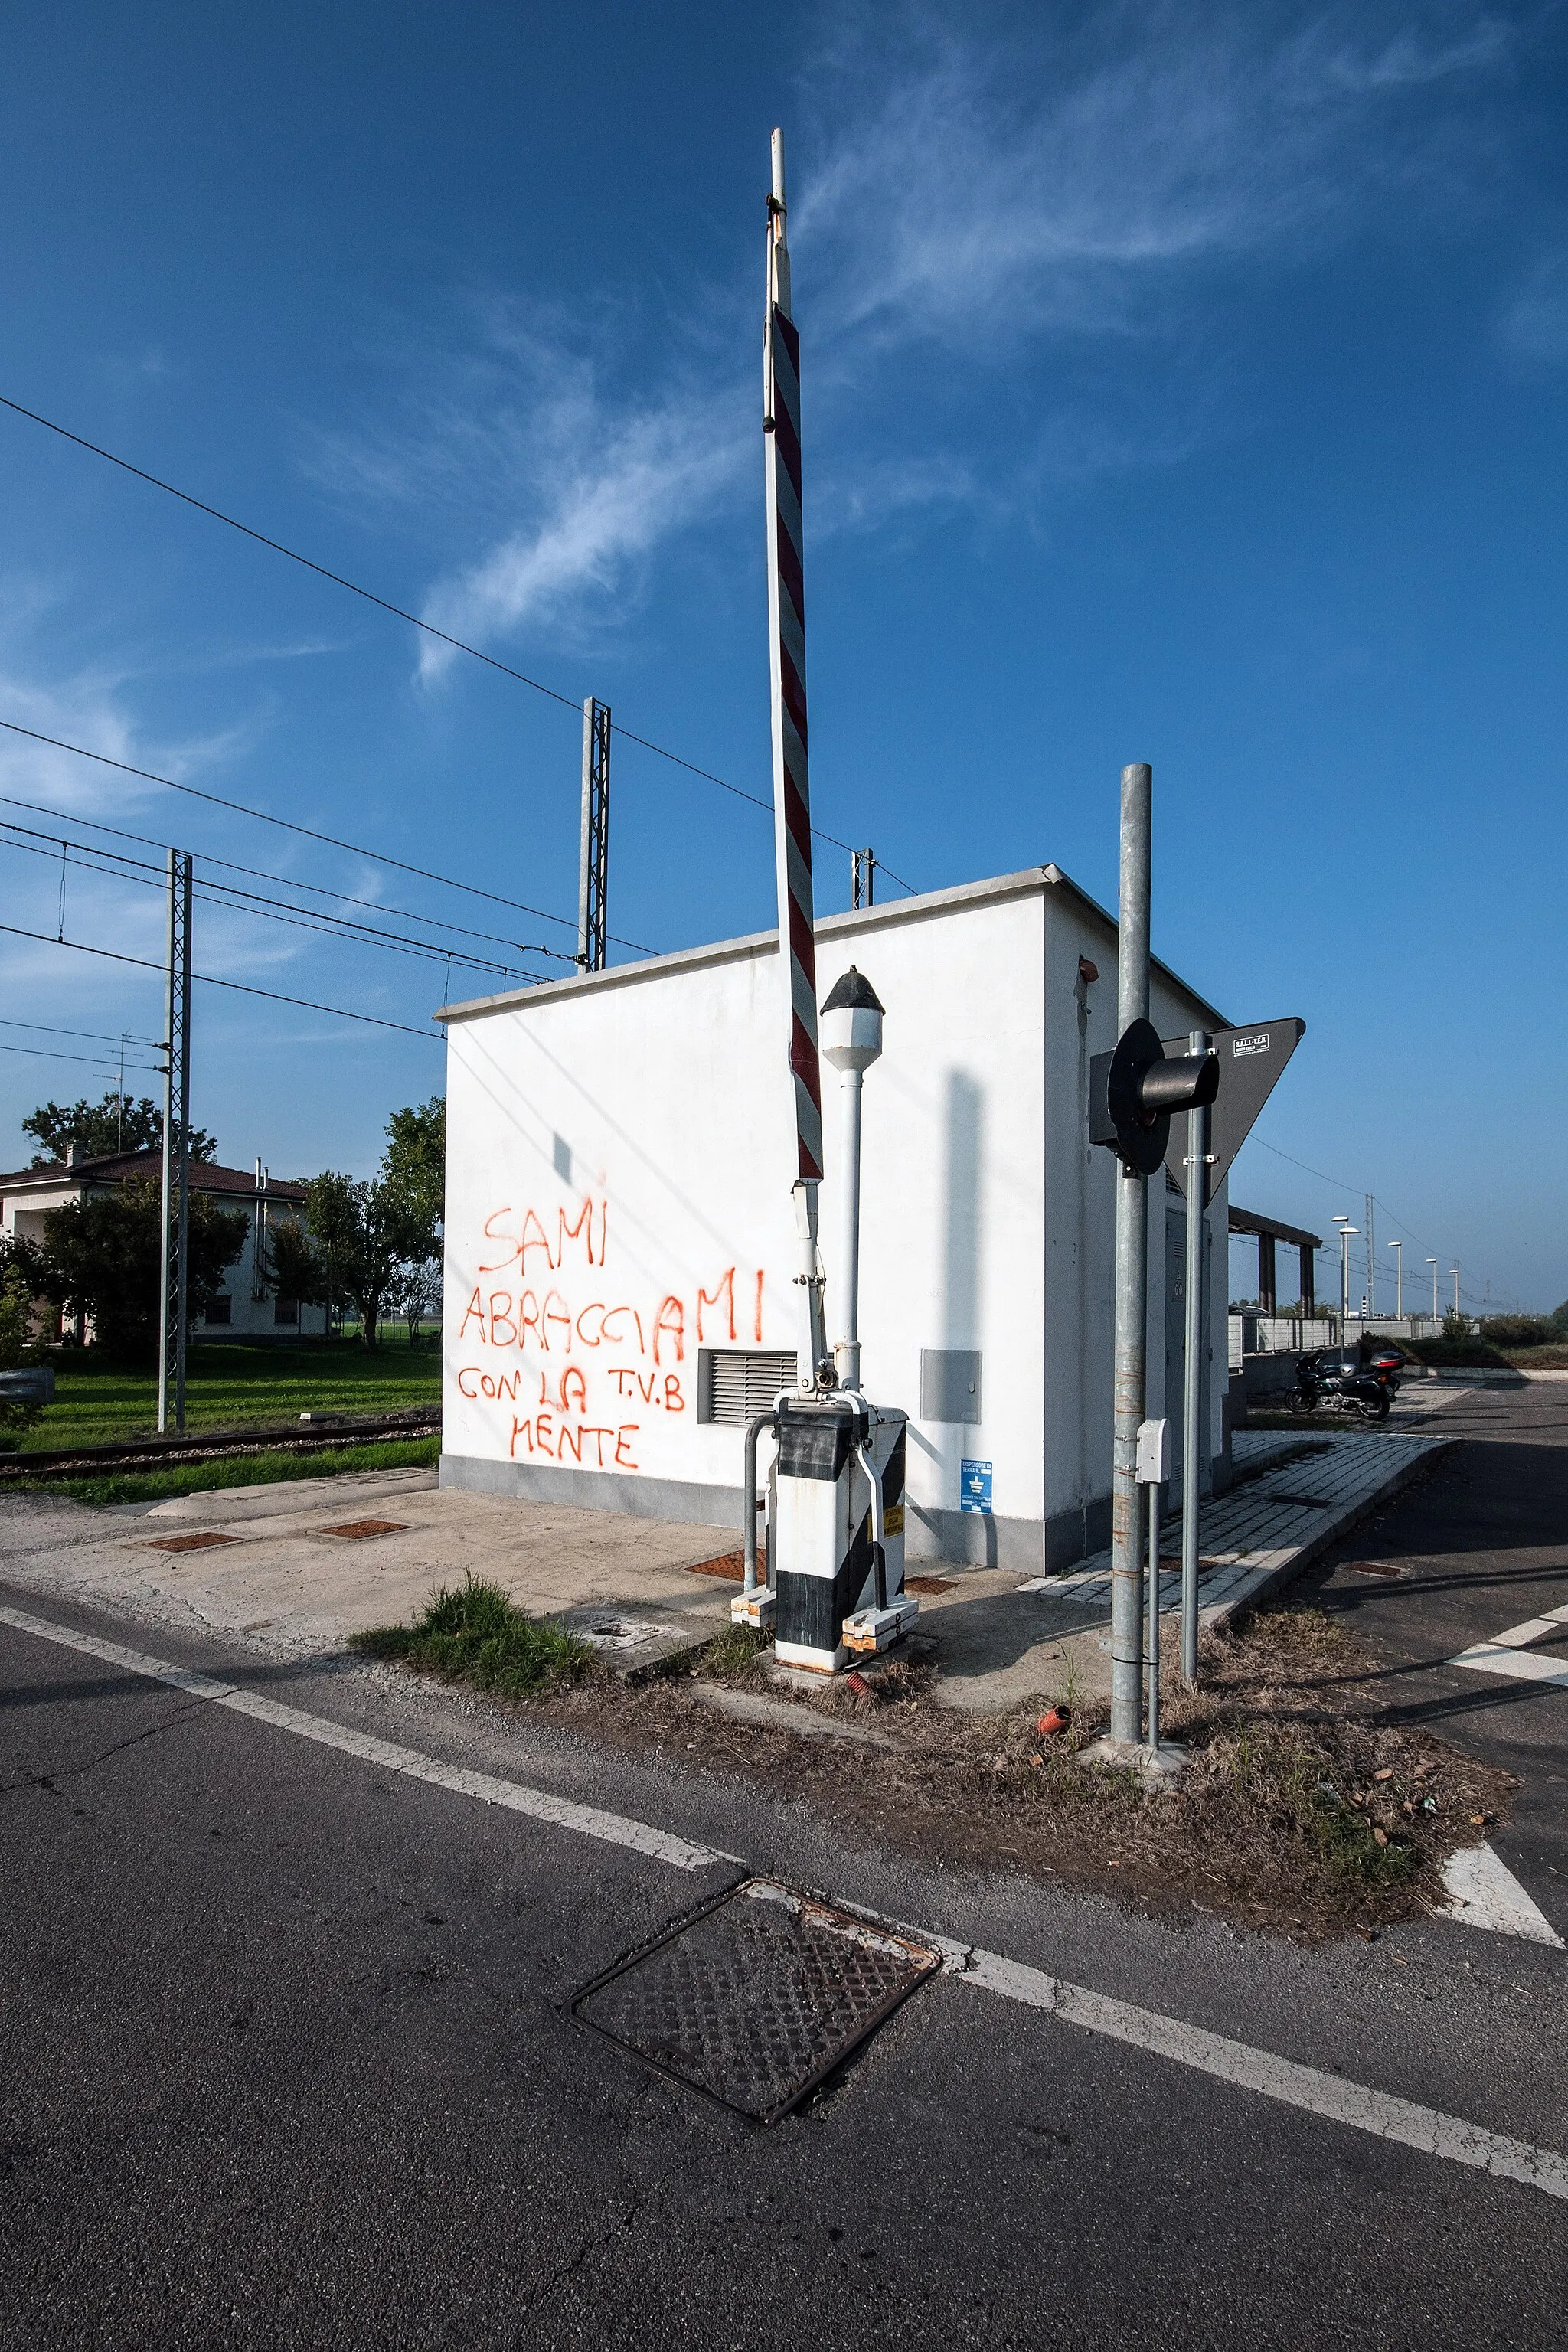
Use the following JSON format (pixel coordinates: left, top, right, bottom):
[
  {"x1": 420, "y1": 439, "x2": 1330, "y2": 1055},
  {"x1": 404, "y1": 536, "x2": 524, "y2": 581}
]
[
  {"x1": 0, "y1": 1040, "x2": 164, "y2": 1073},
  {"x1": 0, "y1": 390, "x2": 919, "y2": 893},
  {"x1": 0, "y1": 920, "x2": 441, "y2": 1042},
  {"x1": 0, "y1": 789, "x2": 571, "y2": 960},
  {"x1": 0, "y1": 717, "x2": 655, "y2": 954},
  {"x1": 0, "y1": 822, "x2": 548, "y2": 985},
  {"x1": 1245, "y1": 1132, "x2": 1508, "y2": 1315},
  {"x1": 0, "y1": 1015, "x2": 163, "y2": 1048}
]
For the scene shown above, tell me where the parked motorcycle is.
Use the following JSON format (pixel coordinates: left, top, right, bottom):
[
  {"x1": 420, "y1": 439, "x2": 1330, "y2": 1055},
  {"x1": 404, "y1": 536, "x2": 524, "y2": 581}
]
[
  {"x1": 1364, "y1": 1344, "x2": 1406, "y2": 1396},
  {"x1": 1290, "y1": 1350, "x2": 1393, "y2": 1422}
]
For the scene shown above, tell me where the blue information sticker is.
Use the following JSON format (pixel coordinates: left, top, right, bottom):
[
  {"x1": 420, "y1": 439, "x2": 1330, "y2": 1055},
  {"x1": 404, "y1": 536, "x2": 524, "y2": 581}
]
[{"x1": 960, "y1": 1459, "x2": 992, "y2": 1513}]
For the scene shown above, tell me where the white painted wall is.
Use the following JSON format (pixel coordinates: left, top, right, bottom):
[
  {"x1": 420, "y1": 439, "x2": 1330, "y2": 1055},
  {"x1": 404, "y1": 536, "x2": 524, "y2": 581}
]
[
  {"x1": 443, "y1": 877, "x2": 1048, "y2": 1536},
  {"x1": 442, "y1": 866, "x2": 1230, "y2": 1571}
]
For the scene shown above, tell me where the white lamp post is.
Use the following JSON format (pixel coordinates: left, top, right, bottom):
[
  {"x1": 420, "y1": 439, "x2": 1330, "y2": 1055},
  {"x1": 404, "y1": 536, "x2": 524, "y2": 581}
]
[
  {"x1": 1389, "y1": 1240, "x2": 1403, "y2": 1320},
  {"x1": 819, "y1": 965, "x2": 885, "y2": 1394}
]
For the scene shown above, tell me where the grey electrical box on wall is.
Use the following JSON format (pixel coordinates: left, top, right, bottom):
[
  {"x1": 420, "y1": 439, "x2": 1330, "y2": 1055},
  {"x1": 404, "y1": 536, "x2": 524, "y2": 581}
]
[{"x1": 920, "y1": 1349, "x2": 982, "y2": 1424}]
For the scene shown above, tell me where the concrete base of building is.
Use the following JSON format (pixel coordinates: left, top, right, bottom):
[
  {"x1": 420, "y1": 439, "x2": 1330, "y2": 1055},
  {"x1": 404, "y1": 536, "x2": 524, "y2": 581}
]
[{"x1": 438, "y1": 1451, "x2": 1118, "y2": 1576}]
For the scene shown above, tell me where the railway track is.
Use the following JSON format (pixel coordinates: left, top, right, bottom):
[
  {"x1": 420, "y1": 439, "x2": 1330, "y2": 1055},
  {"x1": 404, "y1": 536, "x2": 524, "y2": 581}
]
[{"x1": 0, "y1": 1406, "x2": 441, "y2": 1484}]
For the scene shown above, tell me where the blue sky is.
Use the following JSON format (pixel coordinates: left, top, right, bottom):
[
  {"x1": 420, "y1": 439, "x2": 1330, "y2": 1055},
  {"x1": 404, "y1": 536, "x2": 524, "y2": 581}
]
[{"x1": 0, "y1": 2, "x2": 1563, "y2": 1312}]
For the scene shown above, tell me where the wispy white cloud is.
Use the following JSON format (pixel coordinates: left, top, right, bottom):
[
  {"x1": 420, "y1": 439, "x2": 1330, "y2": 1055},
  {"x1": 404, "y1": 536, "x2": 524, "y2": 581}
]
[
  {"x1": 1499, "y1": 249, "x2": 1568, "y2": 364},
  {"x1": 414, "y1": 360, "x2": 750, "y2": 681},
  {"x1": 307, "y1": 4, "x2": 1520, "y2": 661},
  {"x1": 795, "y1": 4, "x2": 1516, "y2": 354}
]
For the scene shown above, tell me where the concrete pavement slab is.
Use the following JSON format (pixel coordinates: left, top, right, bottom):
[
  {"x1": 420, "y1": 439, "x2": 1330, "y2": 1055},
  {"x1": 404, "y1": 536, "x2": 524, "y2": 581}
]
[{"x1": 0, "y1": 1469, "x2": 738, "y2": 1663}]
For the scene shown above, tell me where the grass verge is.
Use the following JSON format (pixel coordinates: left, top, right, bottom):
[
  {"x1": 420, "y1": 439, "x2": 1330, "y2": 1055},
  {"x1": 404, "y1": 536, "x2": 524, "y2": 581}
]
[
  {"x1": 15, "y1": 1435, "x2": 439, "y2": 1504},
  {"x1": 351, "y1": 1573, "x2": 592, "y2": 1700},
  {"x1": 522, "y1": 1603, "x2": 1511, "y2": 1940},
  {"x1": 2, "y1": 1334, "x2": 440, "y2": 1453}
]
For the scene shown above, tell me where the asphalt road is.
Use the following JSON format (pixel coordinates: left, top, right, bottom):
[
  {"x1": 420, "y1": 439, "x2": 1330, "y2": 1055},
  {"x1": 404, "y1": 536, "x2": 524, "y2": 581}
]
[
  {"x1": 1305, "y1": 1380, "x2": 1568, "y2": 1936},
  {"x1": 3, "y1": 1389, "x2": 1568, "y2": 2348}
]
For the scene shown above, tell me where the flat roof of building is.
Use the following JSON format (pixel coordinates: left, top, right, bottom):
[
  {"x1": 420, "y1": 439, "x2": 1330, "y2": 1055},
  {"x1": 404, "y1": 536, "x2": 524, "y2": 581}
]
[{"x1": 436, "y1": 863, "x2": 1231, "y2": 1030}]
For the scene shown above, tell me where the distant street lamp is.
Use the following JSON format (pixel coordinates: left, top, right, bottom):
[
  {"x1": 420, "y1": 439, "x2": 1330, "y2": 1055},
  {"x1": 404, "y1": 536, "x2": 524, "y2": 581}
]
[
  {"x1": 1450, "y1": 1266, "x2": 1461, "y2": 1315},
  {"x1": 1427, "y1": 1256, "x2": 1439, "y2": 1320},
  {"x1": 1333, "y1": 1217, "x2": 1358, "y2": 1322},
  {"x1": 1389, "y1": 1240, "x2": 1403, "y2": 1319}
]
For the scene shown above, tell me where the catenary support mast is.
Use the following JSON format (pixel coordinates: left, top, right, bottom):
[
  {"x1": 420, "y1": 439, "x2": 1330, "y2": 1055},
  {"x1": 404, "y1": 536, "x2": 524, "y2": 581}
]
[
  {"x1": 577, "y1": 696, "x2": 610, "y2": 973},
  {"x1": 157, "y1": 848, "x2": 193, "y2": 1433}
]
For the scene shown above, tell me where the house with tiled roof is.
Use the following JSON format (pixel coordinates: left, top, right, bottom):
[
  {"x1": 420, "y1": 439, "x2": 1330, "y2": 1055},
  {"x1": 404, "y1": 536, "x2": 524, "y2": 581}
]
[{"x1": 0, "y1": 1150, "x2": 328, "y2": 1337}]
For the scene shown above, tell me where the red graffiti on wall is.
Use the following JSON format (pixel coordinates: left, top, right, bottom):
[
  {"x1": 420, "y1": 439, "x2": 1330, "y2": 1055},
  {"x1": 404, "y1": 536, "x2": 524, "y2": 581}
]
[{"x1": 458, "y1": 1190, "x2": 775, "y2": 1474}]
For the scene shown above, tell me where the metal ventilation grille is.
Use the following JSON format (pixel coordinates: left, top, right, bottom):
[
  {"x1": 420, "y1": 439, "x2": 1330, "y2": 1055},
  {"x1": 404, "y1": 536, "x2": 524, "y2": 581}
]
[{"x1": 697, "y1": 1348, "x2": 798, "y2": 1425}]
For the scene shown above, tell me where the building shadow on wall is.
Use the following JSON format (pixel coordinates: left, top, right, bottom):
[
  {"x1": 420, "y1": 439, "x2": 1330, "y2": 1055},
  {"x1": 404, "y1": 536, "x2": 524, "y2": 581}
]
[{"x1": 940, "y1": 1069, "x2": 996, "y2": 1570}]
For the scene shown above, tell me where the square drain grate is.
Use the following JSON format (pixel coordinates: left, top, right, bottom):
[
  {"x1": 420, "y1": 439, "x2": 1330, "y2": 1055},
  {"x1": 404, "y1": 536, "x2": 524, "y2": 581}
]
[
  {"x1": 573, "y1": 1878, "x2": 940, "y2": 2124},
  {"x1": 146, "y1": 1531, "x2": 241, "y2": 1553},
  {"x1": 683, "y1": 1550, "x2": 745, "y2": 1581},
  {"x1": 321, "y1": 1517, "x2": 410, "y2": 1540}
]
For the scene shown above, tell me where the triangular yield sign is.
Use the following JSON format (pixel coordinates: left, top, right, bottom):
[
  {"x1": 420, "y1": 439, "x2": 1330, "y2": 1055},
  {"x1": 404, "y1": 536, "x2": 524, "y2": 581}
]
[{"x1": 1162, "y1": 1018, "x2": 1305, "y2": 1197}]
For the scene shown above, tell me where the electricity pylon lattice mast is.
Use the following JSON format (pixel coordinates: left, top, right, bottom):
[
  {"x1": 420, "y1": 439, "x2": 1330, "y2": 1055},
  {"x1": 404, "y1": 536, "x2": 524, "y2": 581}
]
[
  {"x1": 157, "y1": 848, "x2": 193, "y2": 1433},
  {"x1": 577, "y1": 695, "x2": 611, "y2": 972}
]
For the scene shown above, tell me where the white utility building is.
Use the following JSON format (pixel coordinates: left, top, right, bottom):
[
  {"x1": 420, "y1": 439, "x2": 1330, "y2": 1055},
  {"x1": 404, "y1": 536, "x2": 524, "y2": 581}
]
[{"x1": 439, "y1": 864, "x2": 1231, "y2": 1574}]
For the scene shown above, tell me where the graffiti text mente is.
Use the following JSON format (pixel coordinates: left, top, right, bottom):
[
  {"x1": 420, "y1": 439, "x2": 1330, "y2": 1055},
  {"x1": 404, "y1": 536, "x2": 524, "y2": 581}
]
[{"x1": 456, "y1": 1193, "x2": 771, "y2": 1472}]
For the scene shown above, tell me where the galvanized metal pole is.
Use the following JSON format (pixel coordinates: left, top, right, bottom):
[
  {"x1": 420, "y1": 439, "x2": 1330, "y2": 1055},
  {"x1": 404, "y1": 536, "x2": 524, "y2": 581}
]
[
  {"x1": 1109, "y1": 763, "x2": 1152, "y2": 1749},
  {"x1": 1181, "y1": 1028, "x2": 1210, "y2": 1686},
  {"x1": 1147, "y1": 1478, "x2": 1162, "y2": 1751}
]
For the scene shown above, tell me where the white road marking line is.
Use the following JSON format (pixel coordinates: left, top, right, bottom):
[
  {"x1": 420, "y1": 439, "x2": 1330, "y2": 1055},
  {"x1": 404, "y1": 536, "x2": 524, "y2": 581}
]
[
  {"x1": 0, "y1": 1602, "x2": 734, "y2": 1875},
  {"x1": 1441, "y1": 1844, "x2": 1565, "y2": 1948},
  {"x1": 1450, "y1": 1597, "x2": 1568, "y2": 1687},
  {"x1": 1449, "y1": 1646, "x2": 1568, "y2": 1689},
  {"x1": 960, "y1": 1951, "x2": 1568, "y2": 2200},
  {"x1": 5, "y1": 1599, "x2": 1566, "y2": 2202}
]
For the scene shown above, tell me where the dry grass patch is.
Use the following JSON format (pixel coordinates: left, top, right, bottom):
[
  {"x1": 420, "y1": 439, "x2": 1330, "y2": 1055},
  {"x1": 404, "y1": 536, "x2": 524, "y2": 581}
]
[{"x1": 534, "y1": 1603, "x2": 1512, "y2": 1939}]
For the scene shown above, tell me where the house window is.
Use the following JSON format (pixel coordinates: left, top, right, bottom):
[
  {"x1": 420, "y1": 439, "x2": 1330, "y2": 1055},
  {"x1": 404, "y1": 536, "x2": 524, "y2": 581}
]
[
  {"x1": 274, "y1": 1296, "x2": 299, "y2": 1327},
  {"x1": 697, "y1": 1348, "x2": 798, "y2": 1426},
  {"x1": 204, "y1": 1295, "x2": 233, "y2": 1327}
]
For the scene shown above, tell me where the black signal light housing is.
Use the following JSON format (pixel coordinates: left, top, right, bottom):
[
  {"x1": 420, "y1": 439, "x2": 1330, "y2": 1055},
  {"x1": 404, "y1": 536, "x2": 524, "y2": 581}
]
[{"x1": 1089, "y1": 1020, "x2": 1219, "y2": 1178}]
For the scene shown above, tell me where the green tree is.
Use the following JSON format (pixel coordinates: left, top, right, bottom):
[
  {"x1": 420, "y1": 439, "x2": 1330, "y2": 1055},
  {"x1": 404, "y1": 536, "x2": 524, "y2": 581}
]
[
  {"x1": 0, "y1": 1242, "x2": 47, "y2": 1436},
  {"x1": 381, "y1": 1096, "x2": 444, "y2": 1257},
  {"x1": 301, "y1": 1172, "x2": 402, "y2": 1349},
  {"x1": 38, "y1": 1181, "x2": 247, "y2": 1361},
  {"x1": 22, "y1": 1092, "x2": 217, "y2": 1166},
  {"x1": 262, "y1": 1216, "x2": 328, "y2": 1316}
]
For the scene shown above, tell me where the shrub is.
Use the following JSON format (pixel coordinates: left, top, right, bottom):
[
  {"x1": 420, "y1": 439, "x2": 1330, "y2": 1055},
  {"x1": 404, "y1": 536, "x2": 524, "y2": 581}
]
[{"x1": 1478, "y1": 1315, "x2": 1553, "y2": 1349}]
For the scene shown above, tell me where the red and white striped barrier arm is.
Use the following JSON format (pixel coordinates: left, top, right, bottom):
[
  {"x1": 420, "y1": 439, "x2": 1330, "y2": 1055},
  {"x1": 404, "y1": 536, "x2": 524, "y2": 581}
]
[{"x1": 764, "y1": 136, "x2": 823, "y2": 1184}]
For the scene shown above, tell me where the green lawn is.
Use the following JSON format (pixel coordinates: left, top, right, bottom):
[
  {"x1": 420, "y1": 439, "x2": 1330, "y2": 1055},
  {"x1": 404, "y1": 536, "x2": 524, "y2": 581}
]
[{"x1": 4, "y1": 1333, "x2": 441, "y2": 1453}]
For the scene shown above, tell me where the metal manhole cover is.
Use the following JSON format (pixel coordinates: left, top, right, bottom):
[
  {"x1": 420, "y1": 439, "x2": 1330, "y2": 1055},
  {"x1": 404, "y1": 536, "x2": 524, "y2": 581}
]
[
  {"x1": 145, "y1": 1531, "x2": 241, "y2": 1553},
  {"x1": 322, "y1": 1517, "x2": 410, "y2": 1540},
  {"x1": 573, "y1": 1879, "x2": 940, "y2": 2123}
]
